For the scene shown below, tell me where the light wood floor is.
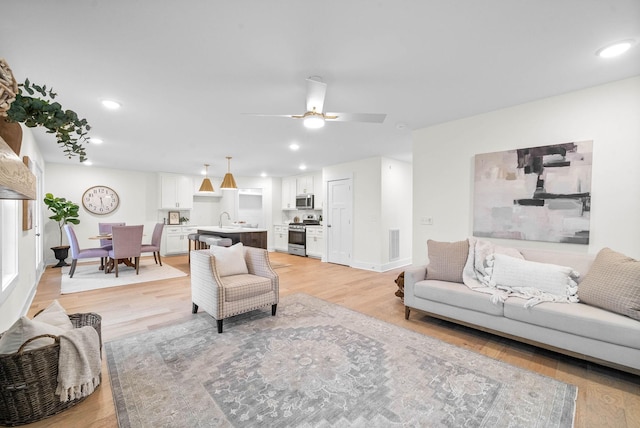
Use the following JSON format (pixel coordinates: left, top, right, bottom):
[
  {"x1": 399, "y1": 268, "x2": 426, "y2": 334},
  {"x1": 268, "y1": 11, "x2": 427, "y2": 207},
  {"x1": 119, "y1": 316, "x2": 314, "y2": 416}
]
[{"x1": 24, "y1": 252, "x2": 640, "y2": 427}]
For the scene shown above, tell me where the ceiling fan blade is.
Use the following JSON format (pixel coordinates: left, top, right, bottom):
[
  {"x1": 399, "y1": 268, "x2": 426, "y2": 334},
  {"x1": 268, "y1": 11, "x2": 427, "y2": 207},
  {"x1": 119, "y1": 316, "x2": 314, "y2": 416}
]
[
  {"x1": 325, "y1": 112, "x2": 387, "y2": 123},
  {"x1": 306, "y1": 77, "x2": 327, "y2": 113},
  {"x1": 244, "y1": 113, "x2": 297, "y2": 118}
]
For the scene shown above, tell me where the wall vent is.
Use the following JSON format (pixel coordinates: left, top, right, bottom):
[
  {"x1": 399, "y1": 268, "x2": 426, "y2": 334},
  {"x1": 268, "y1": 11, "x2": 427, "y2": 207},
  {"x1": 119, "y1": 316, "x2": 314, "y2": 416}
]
[{"x1": 389, "y1": 229, "x2": 400, "y2": 261}]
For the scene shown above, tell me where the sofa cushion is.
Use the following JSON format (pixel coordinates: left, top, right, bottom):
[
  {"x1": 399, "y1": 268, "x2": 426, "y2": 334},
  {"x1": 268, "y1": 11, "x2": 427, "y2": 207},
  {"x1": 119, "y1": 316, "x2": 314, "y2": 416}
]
[
  {"x1": 503, "y1": 297, "x2": 640, "y2": 350},
  {"x1": 222, "y1": 274, "x2": 273, "y2": 302},
  {"x1": 486, "y1": 254, "x2": 579, "y2": 305},
  {"x1": 414, "y1": 279, "x2": 504, "y2": 316},
  {"x1": 578, "y1": 248, "x2": 640, "y2": 321},
  {"x1": 210, "y1": 243, "x2": 249, "y2": 277},
  {"x1": 426, "y1": 239, "x2": 468, "y2": 283}
]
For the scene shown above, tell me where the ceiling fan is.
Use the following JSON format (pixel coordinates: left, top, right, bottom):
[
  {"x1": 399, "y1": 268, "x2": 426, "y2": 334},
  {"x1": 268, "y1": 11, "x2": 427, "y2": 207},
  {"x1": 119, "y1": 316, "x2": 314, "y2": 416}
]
[{"x1": 252, "y1": 76, "x2": 387, "y2": 129}]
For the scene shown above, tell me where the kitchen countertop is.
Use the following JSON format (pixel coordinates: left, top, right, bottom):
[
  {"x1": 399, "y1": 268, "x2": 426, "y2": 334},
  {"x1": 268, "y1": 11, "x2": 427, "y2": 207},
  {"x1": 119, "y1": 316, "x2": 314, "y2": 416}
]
[{"x1": 198, "y1": 226, "x2": 269, "y2": 233}]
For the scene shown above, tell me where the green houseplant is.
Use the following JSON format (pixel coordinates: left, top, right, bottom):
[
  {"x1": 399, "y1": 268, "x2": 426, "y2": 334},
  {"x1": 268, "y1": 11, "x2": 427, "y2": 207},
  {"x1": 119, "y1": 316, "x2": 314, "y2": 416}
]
[
  {"x1": 43, "y1": 192, "x2": 80, "y2": 267},
  {"x1": 6, "y1": 79, "x2": 91, "y2": 161},
  {"x1": 0, "y1": 59, "x2": 91, "y2": 161}
]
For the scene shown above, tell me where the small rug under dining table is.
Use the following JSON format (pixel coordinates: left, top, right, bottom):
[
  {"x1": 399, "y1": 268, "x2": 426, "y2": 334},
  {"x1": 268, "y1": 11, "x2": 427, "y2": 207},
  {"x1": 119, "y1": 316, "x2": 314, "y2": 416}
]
[{"x1": 105, "y1": 293, "x2": 577, "y2": 427}]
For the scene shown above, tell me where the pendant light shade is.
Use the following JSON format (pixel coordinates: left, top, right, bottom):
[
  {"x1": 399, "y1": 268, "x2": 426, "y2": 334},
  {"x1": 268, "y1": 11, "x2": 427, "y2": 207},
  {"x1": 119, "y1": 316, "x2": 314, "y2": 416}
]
[
  {"x1": 220, "y1": 156, "x2": 237, "y2": 189},
  {"x1": 199, "y1": 164, "x2": 214, "y2": 192}
]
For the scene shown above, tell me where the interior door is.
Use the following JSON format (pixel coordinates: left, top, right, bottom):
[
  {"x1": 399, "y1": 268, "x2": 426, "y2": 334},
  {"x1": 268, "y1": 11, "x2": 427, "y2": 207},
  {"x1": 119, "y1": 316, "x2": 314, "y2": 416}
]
[{"x1": 326, "y1": 178, "x2": 352, "y2": 266}]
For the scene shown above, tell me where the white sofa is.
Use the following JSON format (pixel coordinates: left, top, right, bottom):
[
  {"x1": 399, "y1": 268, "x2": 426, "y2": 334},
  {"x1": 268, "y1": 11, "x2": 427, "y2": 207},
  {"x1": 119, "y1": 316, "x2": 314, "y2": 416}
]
[{"x1": 404, "y1": 245, "x2": 640, "y2": 375}]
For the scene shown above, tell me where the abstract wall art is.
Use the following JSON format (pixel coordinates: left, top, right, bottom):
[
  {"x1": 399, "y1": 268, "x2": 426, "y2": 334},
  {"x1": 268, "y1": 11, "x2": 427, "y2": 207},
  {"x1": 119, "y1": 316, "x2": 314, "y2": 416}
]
[{"x1": 473, "y1": 141, "x2": 592, "y2": 244}]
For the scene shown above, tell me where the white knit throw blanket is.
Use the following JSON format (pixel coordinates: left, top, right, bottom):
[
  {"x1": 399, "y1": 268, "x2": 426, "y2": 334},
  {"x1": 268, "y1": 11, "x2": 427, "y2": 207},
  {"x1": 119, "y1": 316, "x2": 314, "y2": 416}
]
[{"x1": 55, "y1": 326, "x2": 101, "y2": 402}]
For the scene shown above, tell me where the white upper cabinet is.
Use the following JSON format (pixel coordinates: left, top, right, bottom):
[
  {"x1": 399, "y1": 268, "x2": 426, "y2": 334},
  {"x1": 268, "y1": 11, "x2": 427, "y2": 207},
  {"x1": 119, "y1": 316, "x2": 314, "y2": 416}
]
[
  {"x1": 160, "y1": 173, "x2": 193, "y2": 209},
  {"x1": 282, "y1": 177, "x2": 296, "y2": 209},
  {"x1": 296, "y1": 175, "x2": 313, "y2": 194}
]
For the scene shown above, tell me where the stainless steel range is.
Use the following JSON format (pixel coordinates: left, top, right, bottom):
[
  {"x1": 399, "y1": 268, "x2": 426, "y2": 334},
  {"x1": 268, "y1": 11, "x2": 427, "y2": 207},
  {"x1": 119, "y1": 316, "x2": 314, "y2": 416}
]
[{"x1": 288, "y1": 219, "x2": 321, "y2": 257}]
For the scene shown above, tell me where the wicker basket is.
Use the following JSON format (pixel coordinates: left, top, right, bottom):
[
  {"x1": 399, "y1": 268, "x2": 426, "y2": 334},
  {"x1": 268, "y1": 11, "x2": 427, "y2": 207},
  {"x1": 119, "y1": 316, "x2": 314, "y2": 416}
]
[{"x1": 0, "y1": 312, "x2": 102, "y2": 426}]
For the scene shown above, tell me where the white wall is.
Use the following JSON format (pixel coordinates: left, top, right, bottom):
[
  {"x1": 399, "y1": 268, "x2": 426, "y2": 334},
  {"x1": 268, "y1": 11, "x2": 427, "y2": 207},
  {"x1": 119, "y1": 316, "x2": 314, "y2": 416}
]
[
  {"x1": 324, "y1": 156, "x2": 412, "y2": 271},
  {"x1": 412, "y1": 76, "x2": 640, "y2": 265},
  {"x1": 0, "y1": 126, "x2": 45, "y2": 331}
]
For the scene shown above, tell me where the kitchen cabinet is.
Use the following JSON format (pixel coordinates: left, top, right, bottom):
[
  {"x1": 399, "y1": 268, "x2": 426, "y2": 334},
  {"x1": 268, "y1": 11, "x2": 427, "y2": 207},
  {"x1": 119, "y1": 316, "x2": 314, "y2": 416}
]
[
  {"x1": 161, "y1": 225, "x2": 198, "y2": 255},
  {"x1": 306, "y1": 226, "x2": 324, "y2": 258},
  {"x1": 160, "y1": 173, "x2": 193, "y2": 209},
  {"x1": 312, "y1": 171, "x2": 323, "y2": 209},
  {"x1": 273, "y1": 225, "x2": 288, "y2": 252},
  {"x1": 296, "y1": 175, "x2": 313, "y2": 194},
  {"x1": 282, "y1": 177, "x2": 296, "y2": 210}
]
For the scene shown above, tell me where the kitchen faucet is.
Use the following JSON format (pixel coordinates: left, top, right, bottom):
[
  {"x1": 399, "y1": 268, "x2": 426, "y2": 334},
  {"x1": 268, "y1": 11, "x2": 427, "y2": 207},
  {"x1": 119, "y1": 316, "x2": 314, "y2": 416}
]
[{"x1": 219, "y1": 211, "x2": 231, "y2": 228}]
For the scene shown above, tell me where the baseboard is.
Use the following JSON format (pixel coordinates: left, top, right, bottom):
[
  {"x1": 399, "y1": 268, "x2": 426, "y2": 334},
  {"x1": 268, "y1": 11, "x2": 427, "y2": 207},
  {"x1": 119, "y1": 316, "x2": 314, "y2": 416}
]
[{"x1": 351, "y1": 257, "x2": 411, "y2": 272}]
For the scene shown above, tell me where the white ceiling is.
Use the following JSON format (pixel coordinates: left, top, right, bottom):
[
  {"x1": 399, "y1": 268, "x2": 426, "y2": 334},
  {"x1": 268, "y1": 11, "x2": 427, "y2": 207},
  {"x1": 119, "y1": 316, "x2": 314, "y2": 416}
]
[{"x1": 2, "y1": 1, "x2": 639, "y2": 178}]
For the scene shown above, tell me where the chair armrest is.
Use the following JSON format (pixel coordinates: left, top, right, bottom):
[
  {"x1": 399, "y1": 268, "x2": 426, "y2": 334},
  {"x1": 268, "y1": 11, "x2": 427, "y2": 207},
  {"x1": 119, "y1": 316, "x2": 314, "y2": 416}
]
[
  {"x1": 244, "y1": 247, "x2": 277, "y2": 279},
  {"x1": 190, "y1": 250, "x2": 225, "y2": 316}
]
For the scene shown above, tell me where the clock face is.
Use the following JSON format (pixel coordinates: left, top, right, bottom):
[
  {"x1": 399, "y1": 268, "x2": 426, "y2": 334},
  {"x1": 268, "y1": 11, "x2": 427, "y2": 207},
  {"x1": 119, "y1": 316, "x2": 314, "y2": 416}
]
[{"x1": 82, "y1": 186, "x2": 120, "y2": 215}]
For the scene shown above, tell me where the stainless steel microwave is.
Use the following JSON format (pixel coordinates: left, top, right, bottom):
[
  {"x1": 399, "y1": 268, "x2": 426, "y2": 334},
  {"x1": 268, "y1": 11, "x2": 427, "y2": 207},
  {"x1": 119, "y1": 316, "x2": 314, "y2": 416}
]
[{"x1": 295, "y1": 194, "x2": 314, "y2": 210}]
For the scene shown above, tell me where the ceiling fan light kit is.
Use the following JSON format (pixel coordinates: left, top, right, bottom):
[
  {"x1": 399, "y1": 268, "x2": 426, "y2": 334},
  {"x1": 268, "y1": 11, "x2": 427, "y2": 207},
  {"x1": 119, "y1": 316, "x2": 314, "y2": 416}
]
[
  {"x1": 220, "y1": 156, "x2": 238, "y2": 189},
  {"x1": 303, "y1": 114, "x2": 325, "y2": 129},
  {"x1": 198, "y1": 163, "x2": 214, "y2": 192}
]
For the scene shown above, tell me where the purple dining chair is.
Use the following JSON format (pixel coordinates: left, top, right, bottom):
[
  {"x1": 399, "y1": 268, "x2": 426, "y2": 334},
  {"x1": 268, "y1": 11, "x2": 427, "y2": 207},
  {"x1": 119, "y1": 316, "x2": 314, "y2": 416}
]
[
  {"x1": 108, "y1": 225, "x2": 144, "y2": 277},
  {"x1": 141, "y1": 223, "x2": 164, "y2": 266},
  {"x1": 64, "y1": 225, "x2": 109, "y2": 278},
  {"x1": 98, "y1": 222, "x2": 126, "y2": 251}
]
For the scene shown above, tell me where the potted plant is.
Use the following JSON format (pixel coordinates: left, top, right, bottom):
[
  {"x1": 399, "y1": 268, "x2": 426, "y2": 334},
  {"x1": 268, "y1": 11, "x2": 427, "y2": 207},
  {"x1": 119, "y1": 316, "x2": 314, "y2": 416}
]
[
  {"x1": 0, "y1": 58, "x2": 91, "y2": 160},
  {"x1": 43, "y1": 193, "x2": 80, "y2": 267}
]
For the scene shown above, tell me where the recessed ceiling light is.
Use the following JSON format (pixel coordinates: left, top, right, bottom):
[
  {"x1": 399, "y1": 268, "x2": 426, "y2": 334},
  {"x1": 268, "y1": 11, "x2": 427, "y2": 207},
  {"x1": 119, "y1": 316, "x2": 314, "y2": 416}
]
[
  {"x1": 289, "y1": 143, "x2": 300, "y2": 151},
  {"x1": 83, "y1": 160, "x2": 93, "y2": 166},
  {"x1": 299, "y1": 164, "x2": 307, "y2": 170},
  {"x1": 90, "y1": 138, "x2": 103, "y2": 144},
  {"x1": 596, "y1": 40, "x2": 635, "y2": 58},
  {"x1": 101, "y1": 99, "x2": 121, "y2": 110},
  {"x1": 260, "y1": 172, "x2": 267, "y2": 177}
]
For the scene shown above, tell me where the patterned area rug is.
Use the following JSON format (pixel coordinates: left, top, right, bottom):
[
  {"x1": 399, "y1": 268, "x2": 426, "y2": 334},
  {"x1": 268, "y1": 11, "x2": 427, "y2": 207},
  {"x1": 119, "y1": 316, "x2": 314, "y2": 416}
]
[
  {"x1": 60, "y1": 258, "x2": 187, "y2": 294},
  {"x1": 105, "y1": 293, "x2": 577, "y2": 427}
]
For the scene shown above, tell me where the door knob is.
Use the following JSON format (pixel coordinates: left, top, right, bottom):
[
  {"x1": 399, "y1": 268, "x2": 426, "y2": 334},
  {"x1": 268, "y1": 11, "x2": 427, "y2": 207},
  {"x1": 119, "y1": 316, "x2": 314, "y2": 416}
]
[
  {"x1": 35, "y1": 233, "x2": 41, "y2": 236},
  {"x1": 327, "y1": 225, "x2": 332, "y2": 228}
]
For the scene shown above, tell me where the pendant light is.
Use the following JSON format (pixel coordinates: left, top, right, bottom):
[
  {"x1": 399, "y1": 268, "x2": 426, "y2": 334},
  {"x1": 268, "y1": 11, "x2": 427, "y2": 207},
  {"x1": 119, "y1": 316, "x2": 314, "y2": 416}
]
[
  {"x1": 220, "y1": 156, "x2": 238, "y2": 189},
  {"x1": 198, "y1": 164, "x2": 214, "y2": 192}
]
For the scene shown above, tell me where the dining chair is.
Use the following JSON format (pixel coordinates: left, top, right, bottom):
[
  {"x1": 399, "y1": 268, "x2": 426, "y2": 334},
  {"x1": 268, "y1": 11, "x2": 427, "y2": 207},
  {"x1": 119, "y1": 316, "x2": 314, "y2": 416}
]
[
  {"x1": 107, "y1": 225, "x2": 144, "y2": 277},
  {"x1": 98, "y1": 222, "x2": 126, "y2": 250},
  {"x1": 64, "y1": 225, "x2": 109, "y2": 278},
  {"x1": 98, "y1": 222, "x2": 125, "y2": 269},
  {"x1": 141, "y1": 223, "x2": 164, "y2": 266}
]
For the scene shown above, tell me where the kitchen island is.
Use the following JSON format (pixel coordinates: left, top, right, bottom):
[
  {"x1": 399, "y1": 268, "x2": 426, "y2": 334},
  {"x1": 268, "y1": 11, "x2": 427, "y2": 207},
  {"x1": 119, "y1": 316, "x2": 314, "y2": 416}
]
[{"x1": 197, "y1": 226, "x2": 268, "y2": 249}]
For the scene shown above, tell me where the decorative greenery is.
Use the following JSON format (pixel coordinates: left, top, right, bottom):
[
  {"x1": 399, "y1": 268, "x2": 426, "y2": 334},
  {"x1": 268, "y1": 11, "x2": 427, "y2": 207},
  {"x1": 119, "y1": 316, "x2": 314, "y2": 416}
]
[
  {"x1": 44, "y1": 192, "x2": 80, "y2": 247},
  {"x1": 180, "y1": 216, "x2": 190, "y2": 224},
  {"x1": 6, "y1": 79, "x2": 91, "y2": 162}
]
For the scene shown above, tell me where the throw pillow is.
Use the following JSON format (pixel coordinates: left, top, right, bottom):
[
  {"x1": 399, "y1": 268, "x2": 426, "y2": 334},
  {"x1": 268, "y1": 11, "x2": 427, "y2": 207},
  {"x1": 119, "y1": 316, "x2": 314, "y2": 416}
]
[
  {"x1": 426, "y1": 239, "x2": 469, "y2": 283},
  {"x1": 33, "y1": 299, "x2": 73, "y2": 330},
  {"x1": 486, "y1": 254, "x2": 579, "y2": 305},
  {"x1": 0, "y1": 316, "x2": 65, "y2": 354},
  {"x1": 209, "y1": 242, "x2": 249, "y2": 277},
  {"x1": 578, "y1": 248, "x2": 640, "y2": 321}
]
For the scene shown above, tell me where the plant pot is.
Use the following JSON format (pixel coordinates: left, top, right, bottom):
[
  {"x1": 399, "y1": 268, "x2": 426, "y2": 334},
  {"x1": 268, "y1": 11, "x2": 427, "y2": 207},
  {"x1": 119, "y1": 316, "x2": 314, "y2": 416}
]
[
  {"x1": 51, "y1": 246, "x2": 70, "y2": 268},
  {"x1": 0, "y1": 118, "x2": 22, "y2": 155}
]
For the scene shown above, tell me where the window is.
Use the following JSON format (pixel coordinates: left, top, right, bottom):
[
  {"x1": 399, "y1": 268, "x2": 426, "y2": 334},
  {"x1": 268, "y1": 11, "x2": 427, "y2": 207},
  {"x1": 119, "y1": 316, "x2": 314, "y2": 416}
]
[{"x1": 0, "y1": 200, "x2": 19, "y2": 303}]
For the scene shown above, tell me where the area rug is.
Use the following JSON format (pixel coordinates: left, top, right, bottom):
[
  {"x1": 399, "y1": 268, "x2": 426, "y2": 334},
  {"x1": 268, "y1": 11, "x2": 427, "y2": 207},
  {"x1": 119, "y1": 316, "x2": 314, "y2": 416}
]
[
  {"x1": 105, "y1": 293, "x2": 577, "y2": 427},
  {"x1": 60, "y1": 258, "x2": 187, "y2": 294}
]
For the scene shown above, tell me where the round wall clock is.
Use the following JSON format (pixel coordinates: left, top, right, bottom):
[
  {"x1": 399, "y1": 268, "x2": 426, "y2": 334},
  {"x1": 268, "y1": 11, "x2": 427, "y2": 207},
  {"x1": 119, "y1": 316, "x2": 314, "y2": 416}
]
[{"x1": 82, "y1": 185, "x2": 120, "y2": 215}]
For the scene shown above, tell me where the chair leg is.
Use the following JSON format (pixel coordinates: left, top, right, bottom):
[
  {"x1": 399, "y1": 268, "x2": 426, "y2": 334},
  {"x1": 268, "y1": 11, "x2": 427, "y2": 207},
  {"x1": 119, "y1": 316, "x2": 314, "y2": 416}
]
[
  {"x1": 217, "y1": 319, "x2": 223, "y2": 334},
  {"x1": 157, "y1": 252, "x2": 162, "y2": 266},
  {"x1": 272, "y1": 304, "x2": 277, "y2": 316},
  {"x1": 69, "y1": 259, "x2": 78, "y2": 278},
  {"x1": 153, "y1": 253, "x2": 158, "y2": 264},
  {"x1": 115, "y1": 261, "x2": 119, "y2": 278},
  {"x1": 135, "y1": 257, "x2": 140, "y2": 275},
  {"x1": 191, "y1": 303, "x2": 198, "y2": 314}
]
